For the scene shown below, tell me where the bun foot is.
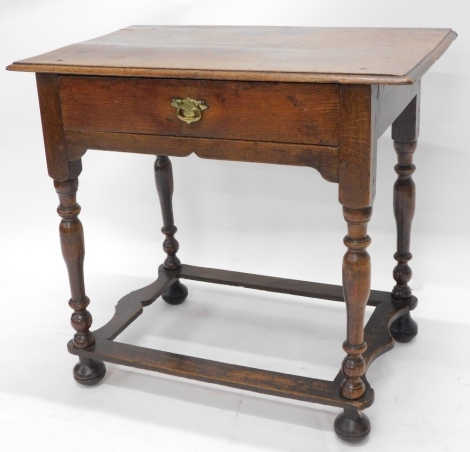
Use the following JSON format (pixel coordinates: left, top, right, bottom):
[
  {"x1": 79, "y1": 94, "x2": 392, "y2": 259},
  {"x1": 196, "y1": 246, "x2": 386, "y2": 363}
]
[
  {"x1": 73, "y1": 357, "x2": 106, "y2": 385},
  {"x1": 390, "y1": 311, "x2": 418, "y2": 343},
  {"x1": 334, "y1": 409, "x2": 371, "y2": 443},
  {"x1": 162, "y1": 279, "x2": 188, "y2": 305}
]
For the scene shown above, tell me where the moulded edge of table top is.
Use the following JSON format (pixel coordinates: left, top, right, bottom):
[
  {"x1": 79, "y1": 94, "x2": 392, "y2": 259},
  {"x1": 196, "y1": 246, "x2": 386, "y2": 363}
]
[{"x1": 6, "y1": 26, "x2": 457, "y2": 85}]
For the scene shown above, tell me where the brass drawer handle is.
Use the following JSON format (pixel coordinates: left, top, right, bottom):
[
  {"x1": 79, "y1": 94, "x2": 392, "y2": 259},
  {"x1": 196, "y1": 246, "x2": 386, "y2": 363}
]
[{"x1": 171, "y1": 97, "x2": 208, "y2": 124}]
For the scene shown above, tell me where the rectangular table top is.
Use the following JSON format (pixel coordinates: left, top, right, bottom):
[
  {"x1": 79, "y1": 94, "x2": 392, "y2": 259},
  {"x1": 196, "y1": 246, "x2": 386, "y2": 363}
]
[{"x1": 7, "y1": 26, "x2": 456, "y2": 84}]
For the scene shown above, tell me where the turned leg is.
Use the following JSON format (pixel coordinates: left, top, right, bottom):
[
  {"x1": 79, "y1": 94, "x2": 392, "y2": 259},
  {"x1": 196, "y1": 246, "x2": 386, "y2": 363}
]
[
  {"x1": 154, "y1": 156, "x2": 188, "y2": 305},
  {"x1": 389, "y1": 92, "x2": 420, "y2": 342},
  {"x1": 55, "y1": 178, "x2": 106, "y2": 385},
  {"x1": 335, "y1": 206, "x2": 372, "y2": 442}
]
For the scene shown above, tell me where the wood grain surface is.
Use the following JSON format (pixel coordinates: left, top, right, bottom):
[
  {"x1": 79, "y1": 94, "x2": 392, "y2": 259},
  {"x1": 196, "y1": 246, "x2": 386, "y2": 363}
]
[
  {"x1": 59, "y1": 76, "x2": 339, "y2": 146},
  {"x1": 8, "y1": 26, "x2": 456, "y2": 84}
]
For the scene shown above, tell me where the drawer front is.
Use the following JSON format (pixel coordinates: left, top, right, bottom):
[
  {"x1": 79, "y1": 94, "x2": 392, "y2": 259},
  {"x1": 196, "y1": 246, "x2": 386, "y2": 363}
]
[{"x1": 60, "y1": 77, "x2": 339, "y2": 146}]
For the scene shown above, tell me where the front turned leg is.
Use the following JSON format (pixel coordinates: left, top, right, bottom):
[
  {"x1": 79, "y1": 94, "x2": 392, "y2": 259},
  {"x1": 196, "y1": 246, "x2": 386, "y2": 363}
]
[
  {"x1": 390, "y1": 93, "x2": 420, "y2": 343},
  {"x1": 55, "y1": 179, "x2": 106, "y2": 385},
  {"x1": 154, "y1": 156, "x2": 188, "y2": 305},
  {"x1": 335, "y1": 207, "x2": 372, "y2": 442}
]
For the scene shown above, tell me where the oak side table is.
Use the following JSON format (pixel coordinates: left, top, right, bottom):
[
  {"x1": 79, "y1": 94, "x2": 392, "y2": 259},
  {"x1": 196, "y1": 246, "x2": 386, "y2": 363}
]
[{"x1": 8, "y1": 26, "x2": 456, "y2": 442}]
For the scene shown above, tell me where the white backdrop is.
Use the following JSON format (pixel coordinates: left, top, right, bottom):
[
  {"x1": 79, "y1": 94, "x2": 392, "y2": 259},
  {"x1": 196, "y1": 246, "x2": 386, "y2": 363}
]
[{"x1": 1, "y1": 2, "x2": 469, "y2": 451}]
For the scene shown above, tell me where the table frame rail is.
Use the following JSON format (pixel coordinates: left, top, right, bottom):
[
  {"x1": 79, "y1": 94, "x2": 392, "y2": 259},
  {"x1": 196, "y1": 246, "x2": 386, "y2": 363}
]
[{"x1": 69, "y1": 264, "x2": 409, "y2": 411}]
